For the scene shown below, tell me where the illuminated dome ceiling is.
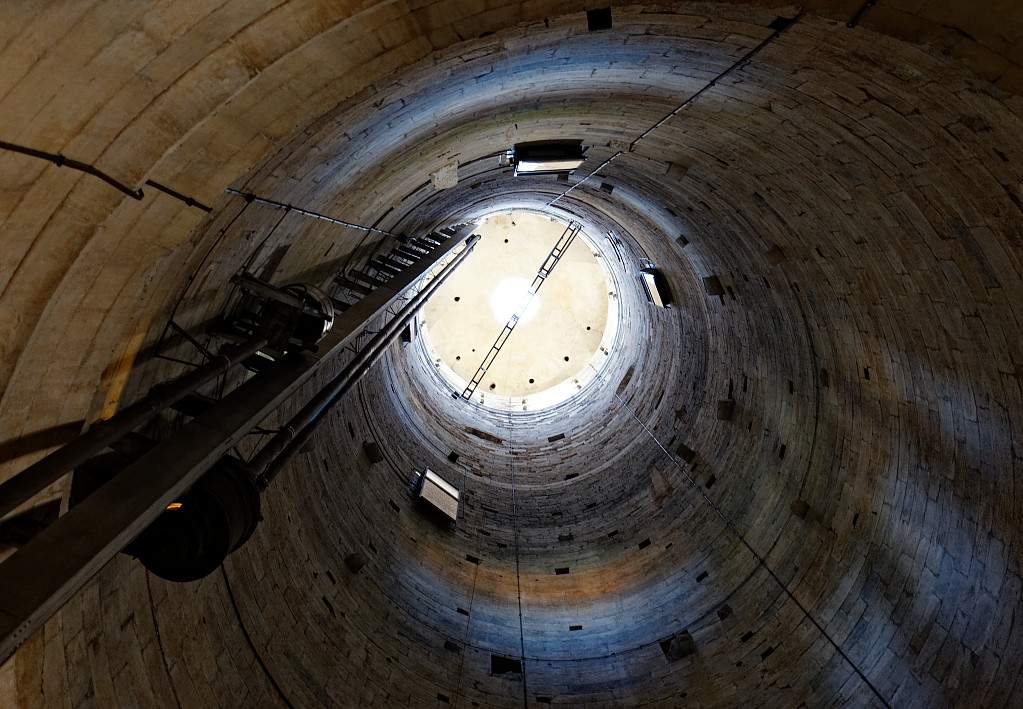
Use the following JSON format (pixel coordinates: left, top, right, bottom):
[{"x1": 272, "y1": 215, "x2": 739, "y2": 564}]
[
  {"x1": 1, "y1": 2, "x2": 1022, "y2": 709},
  {"x1": 421, "y1": 211, "x2": 616, "y2": 406}
]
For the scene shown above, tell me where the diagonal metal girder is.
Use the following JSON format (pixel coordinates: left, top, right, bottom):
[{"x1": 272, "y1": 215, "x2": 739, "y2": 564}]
[{"x1": 0, "y1": 225, "x2": 478, "y2": 665}]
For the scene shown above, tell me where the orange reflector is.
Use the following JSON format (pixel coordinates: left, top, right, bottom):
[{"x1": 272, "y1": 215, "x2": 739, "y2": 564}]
[{"x1": 166, "y1": 502, "x2": 183, "y2": 511}]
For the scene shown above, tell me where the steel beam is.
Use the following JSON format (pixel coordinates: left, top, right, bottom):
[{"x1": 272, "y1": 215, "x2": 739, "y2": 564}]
[
  {"x1": 252, "y1": 233, "x2": 480, "y2": 488},
  {"x1": 0, "y1": 226, "x2": 477, "y2": 665},
  {"x1": 0, "y1": 337, "x2": 267, "y2": 521}
]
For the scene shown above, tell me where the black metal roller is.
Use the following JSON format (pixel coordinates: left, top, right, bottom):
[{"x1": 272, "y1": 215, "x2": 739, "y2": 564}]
[{"x1": 130, "y1": 458, "x2": 260, "y2": 583}]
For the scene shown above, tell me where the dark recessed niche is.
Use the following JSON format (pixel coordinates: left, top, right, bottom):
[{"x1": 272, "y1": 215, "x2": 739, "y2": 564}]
[
  {"x1": 536, "y1": 697, "x2": 553, "y2": 704},
  {"x1": 677, "y1": 442, "x2": 697, "y2": 463},
  {"x1": 705, "y1": 474, "x2": 716, "y2": 489},
  {"x1": 717, "y1": 604, "x2": 732, "y2": 621},
  {"x1": 659, "y1": 631, "x2": 696, "y2": 662},
  {"x1": 448, "y1": 451, "x2": 460, "y2": 463},
  {"x1": 444, "y1": 640, "x2": 461, "y2": 652},
  {"x1": 791, "y1": 499, "x2": 810, "y2": 519},
  {"x1": 465, "y1": 554, "x2": 480, "y2": 565},
  {"x1": 586, "y1": 7, "x2": 612, "y2": 31},
  {"x1": 363, "y1": 440, "x2": 383, "y2": 464},
  {"x1": 344, "y1": 552, "x2": 367, "y2": 574},
  {"x1": 638, "y1": 538, "x2": 651, "y2": 550},
  {"x1": 555, "y1": 567, "x2": 570, "y2": 575},
  {"x1": 491, "y1": 654, "x2": 522, "y2": 675},
  {"x1": 564, "y1": 473, "x2": 578, "y2": 481},
  {"x1": 548, "y1": 433, "x2": 565, "y2": 442},
  {"x1": 696, "y1": 571, "x2": 708, "y2": 582},
  {"x1": 704, "y1": 275, "x2": 725, "y2": 296},
  {"x1": 569, "y1": 624, "x2": 583, "y2": 631},
  {"x1": 600, "y1": 181, "x2": 614, "y2": 194},
  {"x1": 437, "y1": 693, "x2": 450, "y2": 703},
  {"x1": 558, "y1": 533, "x2": 574, "y2": 542},
  {"x1": 456, "y1": 607, "x2": 470, "y2": 616}
]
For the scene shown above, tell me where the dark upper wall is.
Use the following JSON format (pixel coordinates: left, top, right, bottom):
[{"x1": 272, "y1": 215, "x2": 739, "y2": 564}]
[{"x1": 2, "y1": 2, "x2": 1022, "y2": 708}]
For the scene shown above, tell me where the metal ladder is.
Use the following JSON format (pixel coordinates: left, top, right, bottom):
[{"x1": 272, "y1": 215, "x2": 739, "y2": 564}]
[{"x1": 461, "y1": 220, "x2": 581, "y2": 400}]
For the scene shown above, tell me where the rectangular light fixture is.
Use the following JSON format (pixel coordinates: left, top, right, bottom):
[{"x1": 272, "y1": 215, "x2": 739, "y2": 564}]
[
  {"x1": 640, "y1": 267, "x2": 673, "y2": 308},
  {"x1": 512, "y1": 140, "x2": 585, "y2": 176},
  {"x1": 419, "y1": 468, "x2": 459, "y2": 522}
]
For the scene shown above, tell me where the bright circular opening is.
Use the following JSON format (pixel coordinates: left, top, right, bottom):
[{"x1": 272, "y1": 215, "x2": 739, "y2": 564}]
[
  {"x1": 489, "y1": 277, "x2": 540, "y2": 325},
  {"x1": 419, "y1": 210, "x2": 618, "y2": 409}
]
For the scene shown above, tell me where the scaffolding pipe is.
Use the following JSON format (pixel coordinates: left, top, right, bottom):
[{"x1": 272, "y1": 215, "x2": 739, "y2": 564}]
[
  {"x1": 252, "y1": 234, "x2": 480, "y2": 489},
  {"x1": 0, "y1": 337, "x2": 267, "y2": 521}
]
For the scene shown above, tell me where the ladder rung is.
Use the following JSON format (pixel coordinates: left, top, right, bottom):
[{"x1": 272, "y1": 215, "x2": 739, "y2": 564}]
[
  {"x1": 336, "y1": 276, "x2": 372, "y2": 296},
  {"x1": 408, "y1": 237, "x2": 436, "y2": 250},
  {"x1": 330, "y1": 296, "x2": 352, "y2": 312},
  {"x1": 394, "y1": 247, "x2": 423, "y2": 261},
  {"x1": 370, "y1": 257, "x2": 403, "y2": 277},
  {"x1": 352, "y1": 269, "x2": 388, "y2": 287},
  {"x1": 379, "y1": 254, "x2": 408, "y2": 270}
]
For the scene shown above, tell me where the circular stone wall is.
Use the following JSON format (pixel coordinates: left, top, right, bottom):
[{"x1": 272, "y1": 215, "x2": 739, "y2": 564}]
[{"x1": 6, "y1": 4, "x2": 1023, "y2": 709}]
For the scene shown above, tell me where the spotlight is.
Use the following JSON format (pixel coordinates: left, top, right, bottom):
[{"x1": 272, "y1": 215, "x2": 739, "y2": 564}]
[
  {"x1": 511, "y1": 140, "x2": 585, "y2": 176},
  {"x1": 639, "y1": 267, "x2": 673, "y2": 308}
]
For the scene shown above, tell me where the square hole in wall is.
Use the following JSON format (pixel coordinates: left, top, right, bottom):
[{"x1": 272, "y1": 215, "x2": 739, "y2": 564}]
[
  {"x1": 587, "y1": 7, "x2": 612, "y2": 31},
  {"x1": 659, "y1": 631, "x2": 695, "y2": 661},
  {"x1": 491, "y1": 654, "x2": 522, "y2": 675}
]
